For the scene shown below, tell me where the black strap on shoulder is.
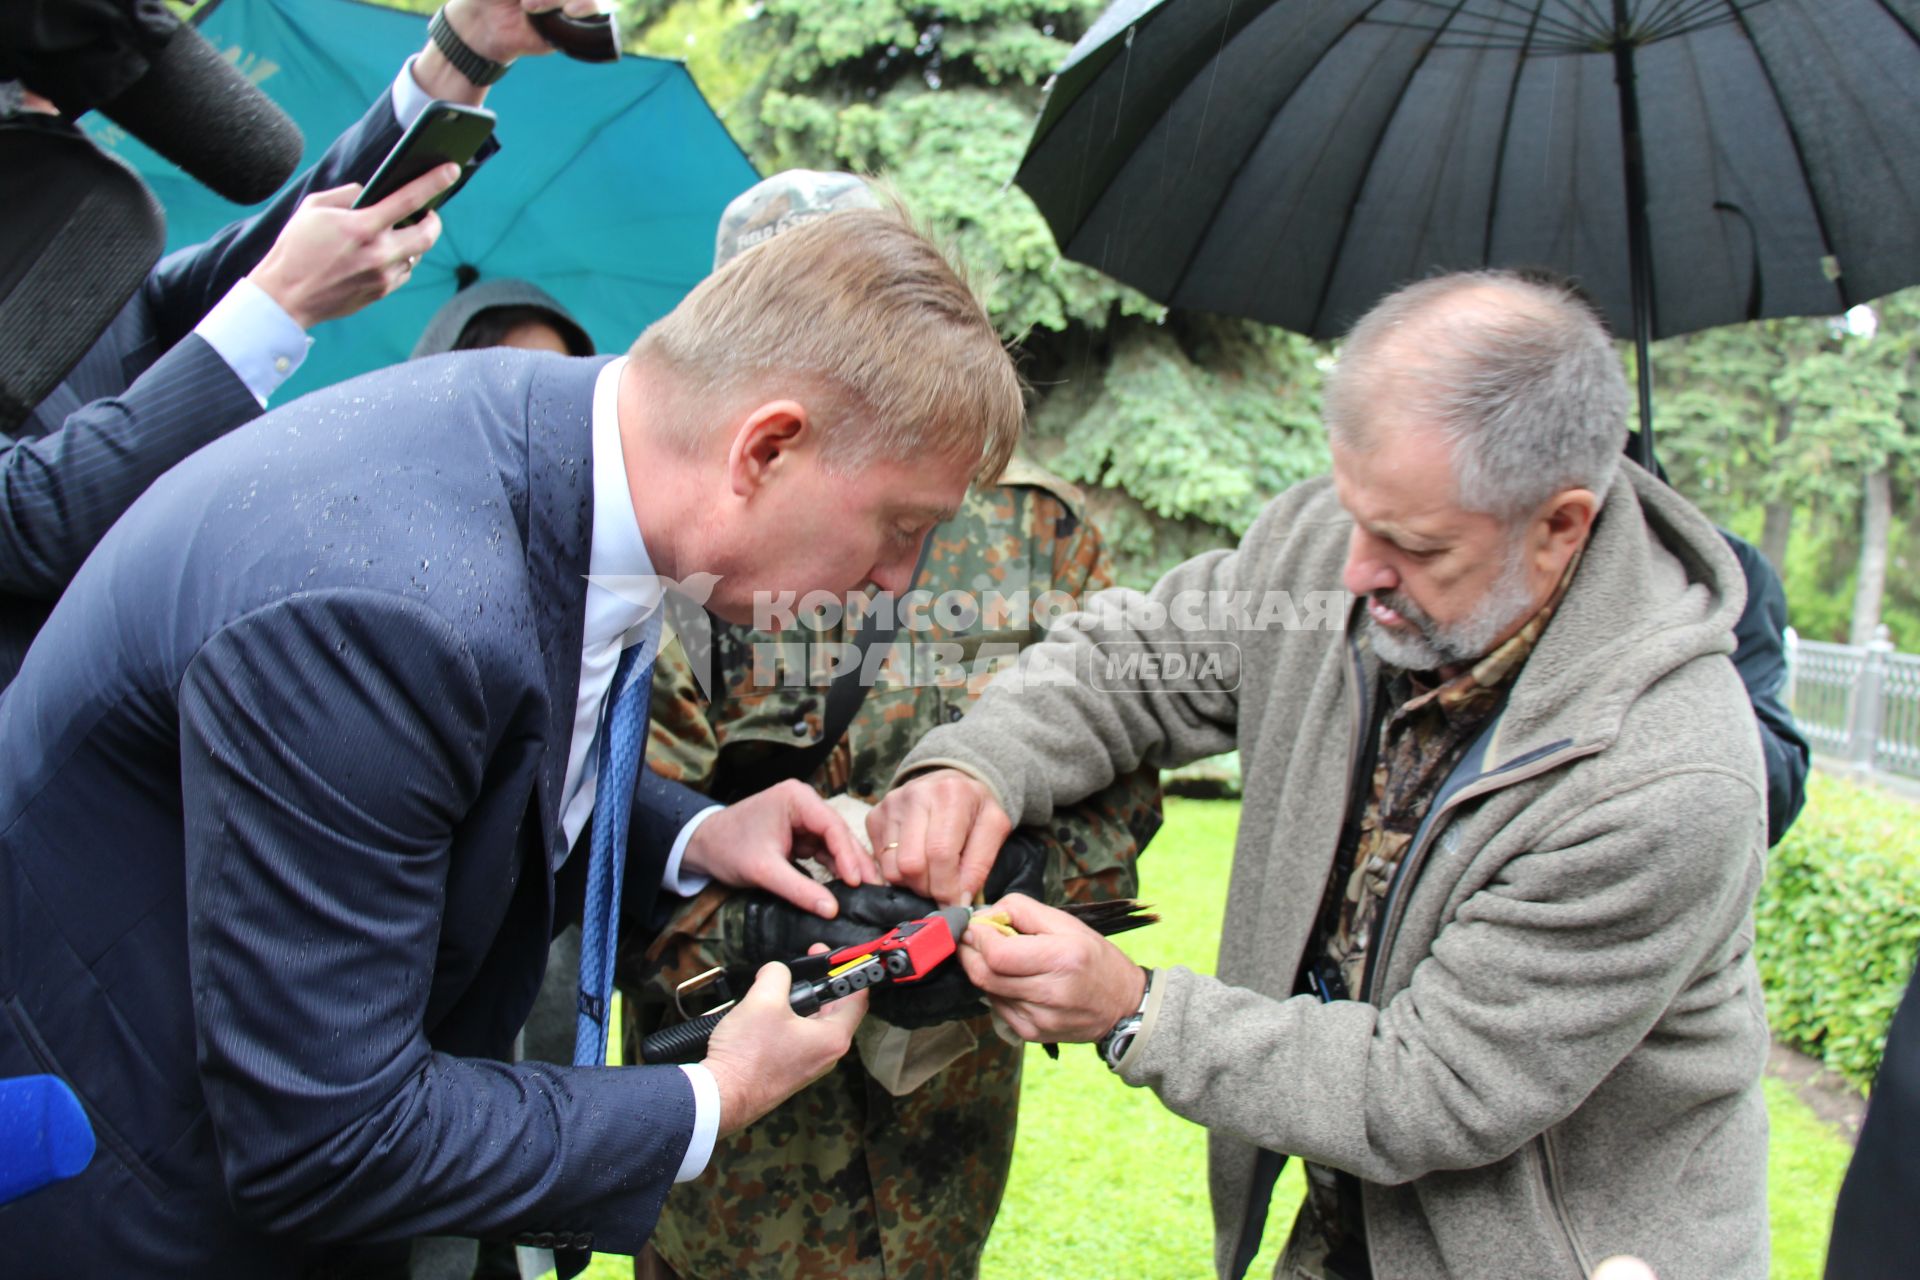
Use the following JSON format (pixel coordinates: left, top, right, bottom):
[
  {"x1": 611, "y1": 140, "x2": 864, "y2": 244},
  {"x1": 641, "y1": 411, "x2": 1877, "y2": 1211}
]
[
  {"x1": 1229, "y1": 1148, "x2": 1288, "y2": 1280},
  {"x1": 711, "y1": 539, "x2": 932, "y2": 804}
]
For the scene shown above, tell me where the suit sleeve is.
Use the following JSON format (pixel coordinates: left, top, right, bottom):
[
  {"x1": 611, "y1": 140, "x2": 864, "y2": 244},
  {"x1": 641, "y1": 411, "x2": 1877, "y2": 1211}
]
[
  {"x1": 0, "y1": 92, "x2": 409, "y2": 600},
  {"x1": 628, "y1": 768, "x2": 722, "y2": 869},
  {"x1": 178, "y1": 590, "x2": 693, "y2": 1252},
  {"x1": 0, "y1": 335, "x2": 257, "y2": 597},
  {"x1": 140, "y1": 91, "x2": 406, "y2": 351}
]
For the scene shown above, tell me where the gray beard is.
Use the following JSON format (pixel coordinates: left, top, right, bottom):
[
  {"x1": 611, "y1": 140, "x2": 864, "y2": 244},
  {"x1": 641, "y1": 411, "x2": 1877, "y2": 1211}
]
[{"x1": 1364, "y1": 543, "x2": 1537, "y2": 672}]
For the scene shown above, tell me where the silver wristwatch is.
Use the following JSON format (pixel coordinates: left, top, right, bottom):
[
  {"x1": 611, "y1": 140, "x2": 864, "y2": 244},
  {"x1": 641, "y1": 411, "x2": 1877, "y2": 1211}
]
[{"x1": 1096, "y1": 966, "x2": 1154, "y2": 1071}]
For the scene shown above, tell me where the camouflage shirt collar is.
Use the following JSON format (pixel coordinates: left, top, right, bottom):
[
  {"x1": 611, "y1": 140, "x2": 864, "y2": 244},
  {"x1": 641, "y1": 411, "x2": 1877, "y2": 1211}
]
[{"x1": 1396, "y1": 545, "x2": 1586, "y2": 718}]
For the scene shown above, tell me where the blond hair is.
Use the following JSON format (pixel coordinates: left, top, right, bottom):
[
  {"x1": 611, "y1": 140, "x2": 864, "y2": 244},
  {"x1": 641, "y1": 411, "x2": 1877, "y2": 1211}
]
[{"x1": 633, "y1": 203, "x2": 1022, "y2": 483}]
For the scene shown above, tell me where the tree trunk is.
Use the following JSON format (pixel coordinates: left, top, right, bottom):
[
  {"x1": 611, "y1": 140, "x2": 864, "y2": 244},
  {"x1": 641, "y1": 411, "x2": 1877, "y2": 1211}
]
[
  {"x1": 1759, "y1": 400, "x2": 1795, "y2": 575},
  {"x1": 1760, "y1": 501, "x2": 1793, "y2": 579},
  {"x1": 1850, "y1": 468, "x2": 1892, "y2": 645}
]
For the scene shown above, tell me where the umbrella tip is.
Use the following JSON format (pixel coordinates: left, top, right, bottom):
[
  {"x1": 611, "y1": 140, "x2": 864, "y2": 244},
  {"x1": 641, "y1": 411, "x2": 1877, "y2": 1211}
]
[{"x1": 454, "y1": 263, "x2": 480, "y2": 291}]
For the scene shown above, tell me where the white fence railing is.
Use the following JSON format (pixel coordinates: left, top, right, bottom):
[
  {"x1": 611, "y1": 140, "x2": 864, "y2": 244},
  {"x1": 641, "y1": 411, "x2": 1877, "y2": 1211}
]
[{"x1": 1785, "y1": 625, "x2": 1920, "y2": 782}]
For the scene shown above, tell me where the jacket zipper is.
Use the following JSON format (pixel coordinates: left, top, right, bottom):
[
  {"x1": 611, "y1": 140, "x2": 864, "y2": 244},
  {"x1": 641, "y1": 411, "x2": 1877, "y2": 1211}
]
[
  {"x1": 1357, "y1": 742, "x2": 1603, "y2": 1280},
  {"x1": 1343, "y1": 627, "x2": 1373, "y2": 794},
  {"x1": 1359, "y1": 741, "x2": 1602, "y2": 1002},
  {"x1": 1539, "y1": 1130, "x2": 1596, "y2": 1277}
]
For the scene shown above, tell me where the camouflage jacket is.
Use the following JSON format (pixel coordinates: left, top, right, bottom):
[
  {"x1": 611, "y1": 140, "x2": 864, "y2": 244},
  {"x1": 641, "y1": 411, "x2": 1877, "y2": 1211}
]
[{"x1": 627, "y1": 463, "x2": 1163, "y2": 1280}]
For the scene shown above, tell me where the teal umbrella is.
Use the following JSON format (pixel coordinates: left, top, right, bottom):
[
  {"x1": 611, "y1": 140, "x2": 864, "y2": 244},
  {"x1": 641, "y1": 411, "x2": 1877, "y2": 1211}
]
[{"x1": 81, "y1": 0, "x2": 758, "y2": 401}]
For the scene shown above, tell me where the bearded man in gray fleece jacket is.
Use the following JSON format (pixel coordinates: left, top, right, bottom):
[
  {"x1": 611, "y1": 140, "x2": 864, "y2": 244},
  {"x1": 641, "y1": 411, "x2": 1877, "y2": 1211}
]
[{"x1": 865, "y1": 271, "x2": 1770, "y2": 1280}]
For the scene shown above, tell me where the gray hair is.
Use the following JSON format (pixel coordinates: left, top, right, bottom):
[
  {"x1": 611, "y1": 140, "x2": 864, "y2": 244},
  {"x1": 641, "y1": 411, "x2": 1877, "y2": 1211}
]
[{"x1": 1324, "y1": 271, "x2": 1628, "y2": 521}]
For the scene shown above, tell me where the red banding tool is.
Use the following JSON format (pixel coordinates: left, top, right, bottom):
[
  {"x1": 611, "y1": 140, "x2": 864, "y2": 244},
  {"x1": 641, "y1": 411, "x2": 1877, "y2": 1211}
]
[{"x1": 640, "y1": 906, "x2": 973, "y2": 1064}]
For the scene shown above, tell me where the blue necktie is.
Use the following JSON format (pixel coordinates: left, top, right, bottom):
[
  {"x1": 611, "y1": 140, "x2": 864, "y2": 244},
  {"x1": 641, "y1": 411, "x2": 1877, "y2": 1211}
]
[{"x1": 574, "y1": 637, "x2": 654, "y2": 1067}]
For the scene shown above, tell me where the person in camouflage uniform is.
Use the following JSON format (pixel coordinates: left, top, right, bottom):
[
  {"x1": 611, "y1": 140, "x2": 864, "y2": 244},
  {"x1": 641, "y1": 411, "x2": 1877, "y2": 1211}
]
[
  {"x1": 620, "y1": 171, "x2": 1164, "y2": 1280},
  {"x1": 630, "y1": 464, "x2": 1162, "y2": 1280}
]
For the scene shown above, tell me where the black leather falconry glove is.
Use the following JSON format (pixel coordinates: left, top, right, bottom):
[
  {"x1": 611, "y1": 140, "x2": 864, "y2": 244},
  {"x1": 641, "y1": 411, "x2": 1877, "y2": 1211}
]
[{"x1": 717, "y1": 827, "x2": 1056, "y2": 1029}]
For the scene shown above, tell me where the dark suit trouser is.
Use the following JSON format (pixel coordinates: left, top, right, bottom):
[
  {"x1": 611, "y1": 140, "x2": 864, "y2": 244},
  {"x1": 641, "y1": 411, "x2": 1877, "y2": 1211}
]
[{"x1": 1825, "y1": 951, "x2": 1920, "y2": 1279}]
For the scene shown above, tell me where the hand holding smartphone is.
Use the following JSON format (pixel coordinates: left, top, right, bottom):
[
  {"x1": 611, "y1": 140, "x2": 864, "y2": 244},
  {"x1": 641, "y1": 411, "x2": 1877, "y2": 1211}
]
[
  {"x1": 352, "y1": 101, "x2": 497, "y2": 228},
  {"x1": 246, "y1": 102, "x2": 492, "y2": 328}
]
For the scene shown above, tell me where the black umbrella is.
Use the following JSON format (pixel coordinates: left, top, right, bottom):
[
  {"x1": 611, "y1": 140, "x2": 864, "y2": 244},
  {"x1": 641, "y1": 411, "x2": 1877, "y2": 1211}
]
[{"x1": 1015, "y1": 0, "x2": 1920, "y2": 459}]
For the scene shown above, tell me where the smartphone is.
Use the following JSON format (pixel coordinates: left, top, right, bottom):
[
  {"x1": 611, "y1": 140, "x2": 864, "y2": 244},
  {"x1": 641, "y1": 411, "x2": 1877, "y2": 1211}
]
[{"x1": 352, "y1": 101, "x2": 496, "y2": 227}]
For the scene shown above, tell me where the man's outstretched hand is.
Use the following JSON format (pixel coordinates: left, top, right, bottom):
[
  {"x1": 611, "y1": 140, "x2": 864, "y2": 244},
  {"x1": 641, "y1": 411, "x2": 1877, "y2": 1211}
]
[
  {"x1": 683, "y1": 779, "x2": 883, "y2": 919},
  {"x1": 701, "y1": 960, "x2": 867, "y2": 1135},
  {"x1": 865, "y1": 768, "x2": 1012, "y2": 906}
]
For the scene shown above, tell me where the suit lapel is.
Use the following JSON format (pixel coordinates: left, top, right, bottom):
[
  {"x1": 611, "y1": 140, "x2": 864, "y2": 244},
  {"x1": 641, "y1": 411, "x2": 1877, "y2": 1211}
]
[{"x1": 523, "y1": 355, "x2": 617, "y2": 875}]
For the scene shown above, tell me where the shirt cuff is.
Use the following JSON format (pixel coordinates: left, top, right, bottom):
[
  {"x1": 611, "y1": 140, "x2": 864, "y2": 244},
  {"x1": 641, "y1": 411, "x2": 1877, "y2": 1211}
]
[
  {"x1": 662, "y1": 805, "x2": 722, "y2": 896},
  {"x1": 393, "y1": 54, "x2": 437, "y2": 130},
  {"x1": 193, "y1": 279, "x2": 312, "y2": 408},
  {"x1": 674, "y1": 1064, "x2": 720, "y2": 1181}
]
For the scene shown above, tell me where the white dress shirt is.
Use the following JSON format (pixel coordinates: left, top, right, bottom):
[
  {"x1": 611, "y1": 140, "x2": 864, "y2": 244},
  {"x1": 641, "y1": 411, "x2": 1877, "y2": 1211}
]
[
  {"x1": 192, "y1": 58, "x2": 442, "y2": 406},
  {"x1": 562, "y1": 357, "x2": 722, "y2": 1182}
]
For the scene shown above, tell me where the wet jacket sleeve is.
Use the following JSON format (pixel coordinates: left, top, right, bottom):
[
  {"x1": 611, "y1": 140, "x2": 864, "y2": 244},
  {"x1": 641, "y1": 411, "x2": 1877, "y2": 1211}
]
[
  {"x1": 0, "y1": 92, "x2": 408, "y2": 599},
  {"x1": 178, "y1": 590, "x2": 692, "y2": 1253}
]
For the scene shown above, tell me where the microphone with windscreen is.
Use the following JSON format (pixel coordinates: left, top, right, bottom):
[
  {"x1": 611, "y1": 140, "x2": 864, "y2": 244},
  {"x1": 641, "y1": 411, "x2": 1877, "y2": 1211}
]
[
  {"x1": 92, "y1": 21, "x2": 305, "y2": 205},
  {"x1": 0, "y1": 1074, "x2": 96, "y2": 1206},
  {"x1": 0, "y1": 1, "x2": 304, "y2": 204}
]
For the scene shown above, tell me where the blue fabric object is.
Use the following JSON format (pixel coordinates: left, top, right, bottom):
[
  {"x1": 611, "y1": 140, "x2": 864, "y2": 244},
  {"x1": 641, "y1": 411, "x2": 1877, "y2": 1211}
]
[
  {"x1": 82, "y1": 0, "x2": 757, "y2": 405},
  {"x1": 576, "y1": 637, "x2": 656, "y2": 1067},
  {"x1": 0, "y1": 1075, "x2": 95, "y2": 1206}
]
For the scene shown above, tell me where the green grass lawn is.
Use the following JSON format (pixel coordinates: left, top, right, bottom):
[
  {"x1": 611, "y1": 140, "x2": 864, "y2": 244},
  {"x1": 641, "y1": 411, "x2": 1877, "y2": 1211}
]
[
  {"x1": 1765, "y1": 1076, "x2": 1854, "y2": 1280},
  {"x1": 979, "y1": 798, "x2": 1297, "y2": 1280},
  {"x1": 593, "y1": 797, "x2": 1855, "y2": 1279}
]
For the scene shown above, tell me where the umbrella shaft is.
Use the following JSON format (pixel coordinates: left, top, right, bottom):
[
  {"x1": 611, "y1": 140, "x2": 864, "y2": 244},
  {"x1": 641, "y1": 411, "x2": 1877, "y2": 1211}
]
[{"x1": 1612, "y1": 5, "x2": 1657, "y2": 467}]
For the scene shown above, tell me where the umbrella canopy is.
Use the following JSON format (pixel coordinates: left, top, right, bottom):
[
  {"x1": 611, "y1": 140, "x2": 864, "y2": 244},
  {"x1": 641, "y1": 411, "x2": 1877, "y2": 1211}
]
[
  {"x1": 1017, "y1": 0, "x2": 1920, "y2": 349},
  {"x1": 81, "y1": 0, "x2": 758, "y2": 402}
]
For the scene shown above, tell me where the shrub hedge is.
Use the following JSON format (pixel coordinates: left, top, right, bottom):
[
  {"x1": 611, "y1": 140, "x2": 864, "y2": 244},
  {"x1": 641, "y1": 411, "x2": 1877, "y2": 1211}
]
[{"x1": 1754, "y1": 771, "x2": 1920, "y2": 1092}]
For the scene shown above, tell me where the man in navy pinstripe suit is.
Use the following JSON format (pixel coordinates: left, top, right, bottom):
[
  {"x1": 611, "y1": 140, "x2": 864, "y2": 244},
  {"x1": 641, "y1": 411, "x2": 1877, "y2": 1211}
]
[
  {"x1": 0, "y1": 0, "x2": 555, "y2": 686},
  {"x1": 0, "y1": 185, "x2": 1025, "y2": 1272}
]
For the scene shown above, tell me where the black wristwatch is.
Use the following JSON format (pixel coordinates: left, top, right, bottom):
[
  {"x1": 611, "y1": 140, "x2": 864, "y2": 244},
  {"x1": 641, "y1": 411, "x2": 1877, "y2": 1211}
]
[
  {"x1": 1096, "y1": 966, "x2": 1154, "y2": 1071},
  {"x1": 430, "y1": 6, "x2": 509, "y2": 86}
]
